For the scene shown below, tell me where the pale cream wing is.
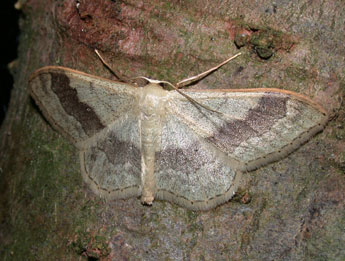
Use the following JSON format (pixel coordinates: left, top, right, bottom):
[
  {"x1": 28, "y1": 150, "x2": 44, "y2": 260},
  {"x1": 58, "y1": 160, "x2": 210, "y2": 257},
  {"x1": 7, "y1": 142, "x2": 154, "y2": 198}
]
[
  {"x1": 153, "y1": 88, "x2": 327, "y2": 210},
  {"x1": 155, "y1": 111, "x2": 242, "y2": 210},
  {"x1": 29, "y1": 66, "x2": 142, "y2": 199},
  {"x1": 29, "y1": 66, "x2": 139, "y2": 147},
  {"x1": 165, "y1": 88, "x2": 328, "y2": 172},
  {"x1": 80, "y1": 115, "x2": 142, "y2": 200}
]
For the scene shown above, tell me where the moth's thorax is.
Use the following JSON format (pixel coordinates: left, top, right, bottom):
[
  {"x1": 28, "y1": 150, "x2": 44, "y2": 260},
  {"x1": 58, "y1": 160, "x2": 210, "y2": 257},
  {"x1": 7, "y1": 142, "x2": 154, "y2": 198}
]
[
  {"x1": 139, "y1": 82, "x2": 166, "y2": 148},
  {"x1": 139, "y1": 83, "x2": 168, "y2": 117}
]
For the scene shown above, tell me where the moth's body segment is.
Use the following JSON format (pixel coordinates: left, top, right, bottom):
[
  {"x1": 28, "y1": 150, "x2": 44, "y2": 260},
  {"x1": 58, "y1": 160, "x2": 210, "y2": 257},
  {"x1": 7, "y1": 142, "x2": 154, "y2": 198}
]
[
  {"x1": 138, "y1": 83, "x2": 168, "y2": 205},
  {"x1": 29, "y1": 66, "x2": 328, "y2": 210}
]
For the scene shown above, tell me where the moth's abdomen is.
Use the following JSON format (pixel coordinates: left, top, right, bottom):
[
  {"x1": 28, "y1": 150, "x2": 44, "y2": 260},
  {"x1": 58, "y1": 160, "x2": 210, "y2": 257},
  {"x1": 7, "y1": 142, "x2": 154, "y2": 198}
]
[{"x1": 138, "y1": 84, "x2": 168, "y2": 204}]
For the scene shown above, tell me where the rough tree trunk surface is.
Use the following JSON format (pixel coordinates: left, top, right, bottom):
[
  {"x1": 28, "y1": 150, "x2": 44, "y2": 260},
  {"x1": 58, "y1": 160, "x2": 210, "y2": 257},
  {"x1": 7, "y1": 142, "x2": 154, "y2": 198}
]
[{"x1": 0, "y1": 0, "x2": 344, "y2": 260}]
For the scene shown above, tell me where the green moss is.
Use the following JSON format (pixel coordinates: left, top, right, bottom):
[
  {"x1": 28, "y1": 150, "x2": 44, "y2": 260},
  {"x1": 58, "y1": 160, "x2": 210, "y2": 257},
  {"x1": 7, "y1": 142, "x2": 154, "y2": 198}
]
[
  {"x1": 304, "y1": 213, "x2": 345, "y2": 260},
  {"x1": 184, "y1": 209, "x2": 202, "y2": 233},
  {"x1": 250, "y1": 31, "x2": 274, "y2": 59},
  {"x1": 69, "y1": 229, "x2": 110, "y2": 258},
  {"x1": 231, "y1": 18, "x2": 296, "y2": 60},
  {"x1": 285, "y1": 65, "x2": 309, "y2": 82},
  {"x1": 232, "y1": 188, "x2": 251, "y2": 204}
]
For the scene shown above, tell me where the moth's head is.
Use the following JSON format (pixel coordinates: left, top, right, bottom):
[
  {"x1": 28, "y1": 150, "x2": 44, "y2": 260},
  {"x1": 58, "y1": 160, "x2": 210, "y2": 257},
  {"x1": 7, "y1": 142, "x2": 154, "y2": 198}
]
[
  {"x1": 131, "y1": 76, "x2": 177, "y2": 91},
  {"x1": 130, "y1": 77, "x2": 150, "y2": 87}
]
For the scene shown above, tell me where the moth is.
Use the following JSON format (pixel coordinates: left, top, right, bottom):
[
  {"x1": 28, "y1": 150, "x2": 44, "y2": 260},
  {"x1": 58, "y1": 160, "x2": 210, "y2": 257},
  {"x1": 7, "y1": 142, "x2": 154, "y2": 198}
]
[{"x1": 29, "y1": 53, "x2": 328, "y2": 210}]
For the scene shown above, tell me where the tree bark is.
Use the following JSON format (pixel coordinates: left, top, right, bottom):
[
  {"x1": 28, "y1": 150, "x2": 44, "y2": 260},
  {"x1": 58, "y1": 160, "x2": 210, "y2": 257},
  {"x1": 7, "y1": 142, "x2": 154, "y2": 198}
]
[{"x1": 1, "y1": 0, "x2": 344, "y2": 260}]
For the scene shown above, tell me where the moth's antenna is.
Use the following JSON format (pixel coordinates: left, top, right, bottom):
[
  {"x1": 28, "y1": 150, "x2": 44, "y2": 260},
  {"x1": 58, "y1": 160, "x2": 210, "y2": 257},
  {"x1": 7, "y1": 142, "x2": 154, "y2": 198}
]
[
  {"x1": 94, "y1": 49, "x2": 131, "y2": 84},
  {"x1": 177, "y1": 53, "x2": 242, "y2": 88}
]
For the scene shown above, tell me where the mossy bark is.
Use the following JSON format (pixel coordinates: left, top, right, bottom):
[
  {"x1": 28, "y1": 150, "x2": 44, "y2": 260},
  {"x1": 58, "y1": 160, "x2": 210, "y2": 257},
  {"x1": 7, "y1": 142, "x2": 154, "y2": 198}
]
[{"x1": 0, "y1": 0, "x2": 344, "y2": 260}]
